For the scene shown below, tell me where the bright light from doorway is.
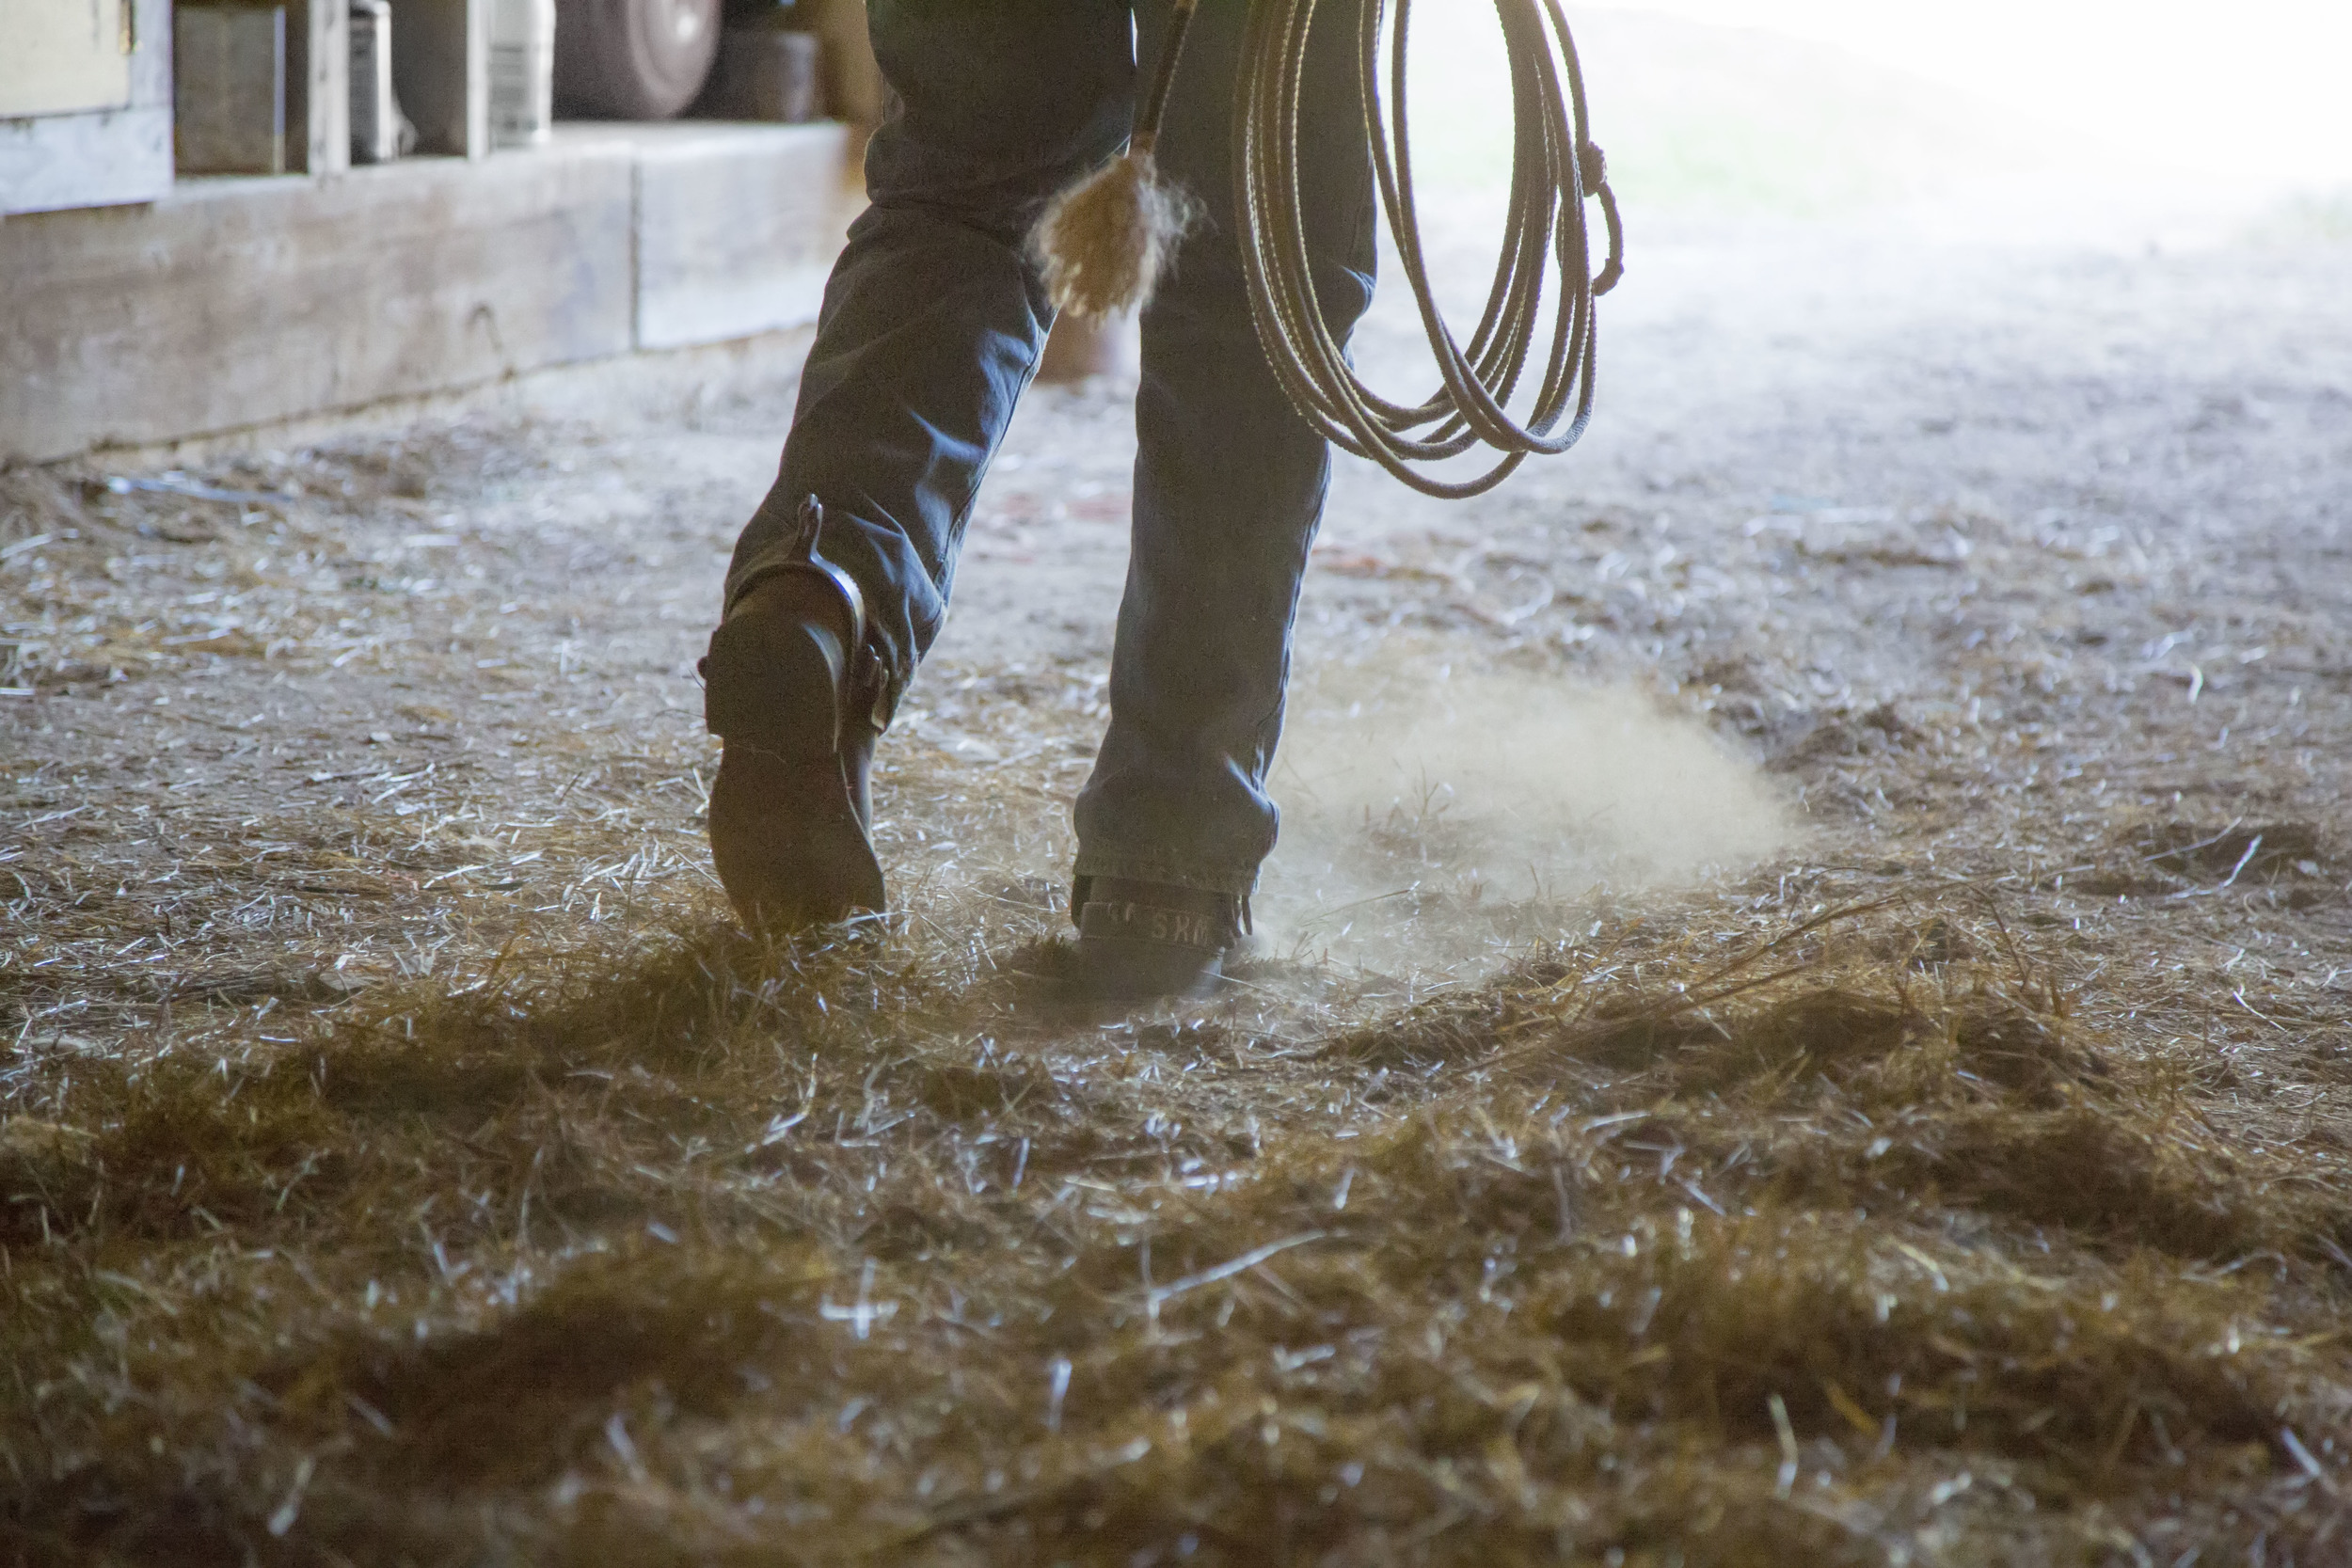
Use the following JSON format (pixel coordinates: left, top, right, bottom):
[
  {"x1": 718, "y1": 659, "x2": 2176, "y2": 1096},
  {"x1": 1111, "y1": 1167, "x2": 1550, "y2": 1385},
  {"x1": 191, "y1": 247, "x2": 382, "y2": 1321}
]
[{"x1": 1585, "y1": 0, "x2": 2352, "y2": 182}]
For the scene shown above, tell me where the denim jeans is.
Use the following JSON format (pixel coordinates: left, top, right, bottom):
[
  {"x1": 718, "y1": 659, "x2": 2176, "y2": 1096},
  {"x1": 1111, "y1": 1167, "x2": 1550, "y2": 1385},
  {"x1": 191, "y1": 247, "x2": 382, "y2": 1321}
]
[{"x1": 724, "y1": 0, "x2": 1375, "y2": 897}]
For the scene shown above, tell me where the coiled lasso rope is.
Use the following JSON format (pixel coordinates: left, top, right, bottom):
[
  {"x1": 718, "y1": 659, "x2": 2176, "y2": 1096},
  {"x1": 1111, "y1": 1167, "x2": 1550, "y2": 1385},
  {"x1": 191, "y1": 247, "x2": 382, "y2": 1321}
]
[{"x1": 1031, "y1": 0, "x2": 1623, "y2": 499}]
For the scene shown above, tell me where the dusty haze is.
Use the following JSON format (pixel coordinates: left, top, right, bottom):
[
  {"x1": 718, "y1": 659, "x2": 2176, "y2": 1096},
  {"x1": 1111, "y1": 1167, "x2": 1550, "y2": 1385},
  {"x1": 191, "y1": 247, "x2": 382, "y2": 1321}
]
[{"x1": 1258, "y1": 651, "x2": 1796, "y2": 966}]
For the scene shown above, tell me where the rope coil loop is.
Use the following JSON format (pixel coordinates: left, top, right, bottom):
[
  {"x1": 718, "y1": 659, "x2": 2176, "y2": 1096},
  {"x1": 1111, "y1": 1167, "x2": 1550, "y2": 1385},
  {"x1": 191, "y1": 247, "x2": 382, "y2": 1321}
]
[{"x1": 1235, "y1": 0, "x2": 1623, "y2": 499}]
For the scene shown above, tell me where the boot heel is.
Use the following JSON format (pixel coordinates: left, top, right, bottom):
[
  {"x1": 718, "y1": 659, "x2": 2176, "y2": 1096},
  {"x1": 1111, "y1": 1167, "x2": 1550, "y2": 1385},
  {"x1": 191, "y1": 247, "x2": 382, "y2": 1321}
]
[{"x1": 703, "y1": 611, "x2": 847, "y2": 757}]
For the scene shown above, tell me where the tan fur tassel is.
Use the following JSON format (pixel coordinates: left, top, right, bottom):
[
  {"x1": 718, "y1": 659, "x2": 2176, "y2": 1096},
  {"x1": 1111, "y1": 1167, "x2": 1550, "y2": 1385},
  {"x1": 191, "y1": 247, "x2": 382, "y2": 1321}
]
[{"x1": 1027, "y1": 150, "x2": 1200, "y2": 320}]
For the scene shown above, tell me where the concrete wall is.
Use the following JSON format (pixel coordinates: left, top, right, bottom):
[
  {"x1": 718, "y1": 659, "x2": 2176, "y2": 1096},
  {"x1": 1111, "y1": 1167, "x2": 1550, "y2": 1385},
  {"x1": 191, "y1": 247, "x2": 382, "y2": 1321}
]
[
  {"x1": 548, "y1": 122, "x2": 850, "y2": 352},
  {"x1": 0, "y1": 120, "x2": 852, "y2": 464}
]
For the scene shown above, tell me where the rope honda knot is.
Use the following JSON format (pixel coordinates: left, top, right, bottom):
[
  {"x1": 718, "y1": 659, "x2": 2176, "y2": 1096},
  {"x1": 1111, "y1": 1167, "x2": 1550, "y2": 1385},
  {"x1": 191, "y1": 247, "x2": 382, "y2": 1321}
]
[{"x1": 1577, "y1": 140, "x2": 1608, "y2": 196}]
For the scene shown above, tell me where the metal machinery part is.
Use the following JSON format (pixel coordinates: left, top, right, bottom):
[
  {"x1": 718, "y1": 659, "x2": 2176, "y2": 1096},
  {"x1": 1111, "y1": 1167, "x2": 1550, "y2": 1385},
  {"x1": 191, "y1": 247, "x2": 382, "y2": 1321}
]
[{"x1": 552, "y1": 0, "x2": 722, "y2": 120}]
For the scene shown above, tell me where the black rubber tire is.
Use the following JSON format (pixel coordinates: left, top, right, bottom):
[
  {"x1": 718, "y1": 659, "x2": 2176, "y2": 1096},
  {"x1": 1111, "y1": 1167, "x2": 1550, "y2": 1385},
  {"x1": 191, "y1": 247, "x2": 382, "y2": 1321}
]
[{"x1": 553, "y1": 0, "x2": 723, "y2": 119}]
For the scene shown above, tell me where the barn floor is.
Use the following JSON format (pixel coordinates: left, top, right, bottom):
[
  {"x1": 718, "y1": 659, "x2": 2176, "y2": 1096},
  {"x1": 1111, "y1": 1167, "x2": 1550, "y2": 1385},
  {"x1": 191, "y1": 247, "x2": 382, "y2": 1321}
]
[{"x1": 6, "y1": 119, "x2": 2352, "y2": 1564}]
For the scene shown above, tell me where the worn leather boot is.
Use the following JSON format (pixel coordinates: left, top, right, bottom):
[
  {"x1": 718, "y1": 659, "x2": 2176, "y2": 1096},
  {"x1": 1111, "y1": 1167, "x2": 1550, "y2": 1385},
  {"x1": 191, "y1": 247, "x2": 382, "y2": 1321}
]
[
  {"x1": 701, "y1": 499, "x2": 888, "y2": 931},
  {"x1": 1071, "y1": 876, "x2": 1245, "y2": 1001}
]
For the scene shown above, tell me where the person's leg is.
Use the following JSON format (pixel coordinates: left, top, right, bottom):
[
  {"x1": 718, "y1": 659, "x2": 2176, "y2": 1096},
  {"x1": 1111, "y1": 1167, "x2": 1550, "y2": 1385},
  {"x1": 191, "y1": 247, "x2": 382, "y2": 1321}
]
[
  {"x1": 1072, "y1": 0, "x2": 1377, "y2": 901},
  {"x1": 708, "y1": 0, "x2": 1134, "y2": 926},
  {"x1": 723, "y1": 0, "x2": 1136, "y2": 712}
]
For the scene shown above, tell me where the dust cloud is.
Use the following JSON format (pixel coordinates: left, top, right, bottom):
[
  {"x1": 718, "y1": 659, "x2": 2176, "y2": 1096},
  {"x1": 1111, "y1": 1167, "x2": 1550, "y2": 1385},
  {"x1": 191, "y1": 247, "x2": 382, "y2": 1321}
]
[{"x1": 1255, "y1": 651, "x2": 1794, "y2": 972}]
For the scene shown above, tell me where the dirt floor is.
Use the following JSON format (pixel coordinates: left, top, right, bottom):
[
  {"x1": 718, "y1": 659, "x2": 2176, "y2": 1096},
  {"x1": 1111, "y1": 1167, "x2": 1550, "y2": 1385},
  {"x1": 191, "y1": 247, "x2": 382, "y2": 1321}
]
[{"x1": 6, "y1": 81, "x2": 2352, "y2": 1565}]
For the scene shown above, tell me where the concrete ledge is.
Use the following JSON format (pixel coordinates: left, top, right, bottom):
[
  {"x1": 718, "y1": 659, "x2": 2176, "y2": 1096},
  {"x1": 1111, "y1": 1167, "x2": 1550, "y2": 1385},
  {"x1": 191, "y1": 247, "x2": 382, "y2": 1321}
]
[
  {"x1": 553, "y1": 122, "x2": 851, "y2": 351},
  {"x1": 86, "y1": 323, "x2": 818, "y2": 471},
  {"x1": 1, "y1": 120, "x2": 853, "y2": 464}
]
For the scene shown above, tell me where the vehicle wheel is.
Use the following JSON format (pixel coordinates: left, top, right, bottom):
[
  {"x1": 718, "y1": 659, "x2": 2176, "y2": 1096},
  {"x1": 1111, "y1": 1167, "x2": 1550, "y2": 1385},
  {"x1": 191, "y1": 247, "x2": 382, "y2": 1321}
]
[{"x1": 553, "y1": 0, "x2": 723, "y2": 119}]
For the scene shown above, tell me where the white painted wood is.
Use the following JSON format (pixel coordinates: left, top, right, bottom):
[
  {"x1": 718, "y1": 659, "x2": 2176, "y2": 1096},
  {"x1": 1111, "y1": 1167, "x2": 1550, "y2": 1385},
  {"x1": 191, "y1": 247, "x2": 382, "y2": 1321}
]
[
  {"x1": 128, "y1": 0, "x2": 170, "y2": 105},
  {"x1": 1, "y1": 0, "x2": 172, "y2": 214},
  {"x1": 0, "y1": 105, "x2": 169, "y2": 213},
  {"x1": 0, "y1": 0, "x2": 132, "y2": 119},
  {"x1": 290, "y1": 0, "x2": 352, "y2": 173}
]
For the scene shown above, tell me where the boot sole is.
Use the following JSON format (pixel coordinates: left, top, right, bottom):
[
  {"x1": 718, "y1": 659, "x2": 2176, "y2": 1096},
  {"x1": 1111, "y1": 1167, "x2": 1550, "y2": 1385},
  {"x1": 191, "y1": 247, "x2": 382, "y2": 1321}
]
[
  {"x1": 1071, "y1": 937, "x2": 1227, "y2": 1003},
  {"x1": 704, "y1": 611, "x2": 885, "y2": 930}
]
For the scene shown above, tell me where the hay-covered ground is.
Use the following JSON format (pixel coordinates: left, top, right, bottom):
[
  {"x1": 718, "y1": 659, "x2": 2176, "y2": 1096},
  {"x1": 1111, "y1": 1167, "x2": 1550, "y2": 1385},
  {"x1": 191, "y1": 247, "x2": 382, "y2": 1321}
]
[{"x1": 7, "y1": 40, "x2": 2352, "y2": 1563}]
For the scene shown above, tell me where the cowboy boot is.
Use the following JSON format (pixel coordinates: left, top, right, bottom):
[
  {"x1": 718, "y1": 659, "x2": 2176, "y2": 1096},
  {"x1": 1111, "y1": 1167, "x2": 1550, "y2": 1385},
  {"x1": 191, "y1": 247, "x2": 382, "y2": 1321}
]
[{"x1": 701, "y1": 498, "x2": 888, "y2": 930}]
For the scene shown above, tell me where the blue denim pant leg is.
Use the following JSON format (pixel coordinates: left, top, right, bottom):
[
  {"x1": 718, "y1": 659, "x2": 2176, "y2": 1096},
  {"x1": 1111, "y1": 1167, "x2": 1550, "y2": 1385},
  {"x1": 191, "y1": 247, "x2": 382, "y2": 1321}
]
[
  {"x1": 1072, "y1": 0, "x2": 1377, "y2": 897},
  {"x1": 723, "y1": 0, "x2": 1136, "y2": 708},
  {"x1": 721, "y1": 0, "x2": 1374, "y2": 901}
]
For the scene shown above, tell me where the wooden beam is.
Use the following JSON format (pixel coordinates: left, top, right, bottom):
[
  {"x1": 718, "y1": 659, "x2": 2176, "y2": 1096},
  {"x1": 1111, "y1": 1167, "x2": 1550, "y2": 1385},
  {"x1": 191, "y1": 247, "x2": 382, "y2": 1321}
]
[{"x1": 287, "y1": 0, "x2": 351, "y2": 174}]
